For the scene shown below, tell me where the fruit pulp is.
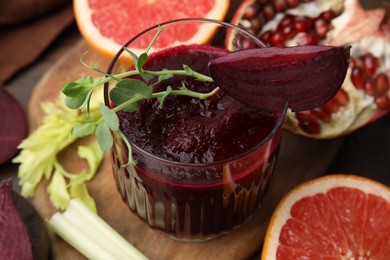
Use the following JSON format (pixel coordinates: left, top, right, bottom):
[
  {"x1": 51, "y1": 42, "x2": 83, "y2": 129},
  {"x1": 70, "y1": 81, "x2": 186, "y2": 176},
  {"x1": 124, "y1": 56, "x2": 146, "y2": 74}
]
[{"x1": 111, "y1": 45, "x2": 285, "y2": 240}]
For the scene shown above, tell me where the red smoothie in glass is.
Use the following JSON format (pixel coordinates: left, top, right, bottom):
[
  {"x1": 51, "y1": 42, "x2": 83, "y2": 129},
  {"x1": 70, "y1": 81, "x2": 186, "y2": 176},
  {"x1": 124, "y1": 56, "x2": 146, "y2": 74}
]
[{"x1": 111, "y1": 44, "x2": 284, "y2": 240}]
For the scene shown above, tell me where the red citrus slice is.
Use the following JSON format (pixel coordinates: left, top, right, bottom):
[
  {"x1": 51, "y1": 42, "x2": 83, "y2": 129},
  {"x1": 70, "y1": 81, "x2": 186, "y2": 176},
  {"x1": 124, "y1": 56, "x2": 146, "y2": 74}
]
[
  {"x1": 262, "y1": 174, "x2": 390, "y2": 259},
  {"x1": 73, "y1": 0, "x2": 230, "y2": 63}
]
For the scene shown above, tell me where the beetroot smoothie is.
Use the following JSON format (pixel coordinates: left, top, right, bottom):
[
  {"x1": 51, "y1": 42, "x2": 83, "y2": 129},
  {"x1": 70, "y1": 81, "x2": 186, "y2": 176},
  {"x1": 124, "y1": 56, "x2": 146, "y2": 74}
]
[{"x1": 111, "y1": 45, "x2": 285, "y2": 240}]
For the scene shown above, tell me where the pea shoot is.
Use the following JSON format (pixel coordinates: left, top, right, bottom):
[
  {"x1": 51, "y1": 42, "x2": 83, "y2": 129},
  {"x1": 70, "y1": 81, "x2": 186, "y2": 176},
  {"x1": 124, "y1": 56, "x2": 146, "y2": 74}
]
[{"x1": 61, "y1": 26, "x2": 219, "y2": 166}]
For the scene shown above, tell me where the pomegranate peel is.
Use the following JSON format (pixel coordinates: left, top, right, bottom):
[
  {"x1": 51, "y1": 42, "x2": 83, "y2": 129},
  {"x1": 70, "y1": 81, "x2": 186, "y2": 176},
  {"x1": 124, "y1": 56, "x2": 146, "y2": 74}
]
[
  {"x1": 209, "y1": 45, "x2": 350, "y2": 112},
  {"x1": 327, "y1": 0, "x2": 385, "y2": 46}
]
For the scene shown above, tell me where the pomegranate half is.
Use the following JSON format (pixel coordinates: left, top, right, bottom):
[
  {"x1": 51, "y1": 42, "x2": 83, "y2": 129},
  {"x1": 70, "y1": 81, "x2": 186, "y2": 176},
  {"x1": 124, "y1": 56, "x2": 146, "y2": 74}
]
[{"x1": 229, "y1": 0, "x2": 390, "y2": 138}]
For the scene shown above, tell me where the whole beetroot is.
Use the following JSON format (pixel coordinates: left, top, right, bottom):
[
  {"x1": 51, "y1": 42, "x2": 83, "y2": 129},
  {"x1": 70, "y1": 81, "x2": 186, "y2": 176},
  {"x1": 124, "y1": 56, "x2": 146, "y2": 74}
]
[{"x1": 0, "y1": 179, "x2": 50, "y2": 260}]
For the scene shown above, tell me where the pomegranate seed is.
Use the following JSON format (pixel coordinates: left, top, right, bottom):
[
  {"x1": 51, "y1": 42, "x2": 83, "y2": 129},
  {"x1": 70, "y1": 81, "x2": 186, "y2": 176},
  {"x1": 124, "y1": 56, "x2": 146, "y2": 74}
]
[
  {"x1": 375, "y1": 95, "x2": 390, "y2": 110},
  {"x1": 349, "y1": 57, "x2": 364, "y2": 69},
  {"x1": 270, "y1": 31, "x2": 285, "y2": 46},
  {"x1": 351, "y1": 67, "x2": 365, "y2": 89},
  {"x1": 333, "y1": 89, "x2": 349, "y2": 107},
  {"x1": 293, "y1": 16, "x2": 312, "y2": 32},
  {"x1": 320, "y1": 11, "x2": 335, "y2": 23},
  {"x1": 251, "y1": 14, "x2": 265, "y2": 33},
  {"x1": 375, "y1": 73, "x2": 390, "y2": 97},
  {"x1": 273, "y1": 0, "x2": 287, "y2": 12},
  {"x1": 363, "y1": 53, "x2": 379, "y2": 77},
  {"x1": 299, "y1": 120, "x2": 321, "y2": 134},
  {"x1": 364, "y1": 78, "x2": 376, "y2": 97},
  {"x1": 260, "y1": 30, "x2": 272, "y2": 43},
  {"x1": 314, "y1": 18, "x2": 328, "y2": 39},
  {"x1": 313, "y1": 108, "x2": 332, "y2": 122},
  {"x1": 322, "y1": 99, "x2": 340, "y2": 114},
  {"x1": 286, "y1": 0, "x2": 299, "y2": 8},
  {"x1": 278, "y1": 15, "x2": 293, "y2": 29},
  {"x1": 241, "y1": 38, "x2": 257, "y2": 49},
  {"x1": 280, "y1": 25, "x2": 295, "y2": 39},
  {"x1": 296, "y1": 32, "x2": 318, "y2": 46},
  {"x1": 243, "y1": 3, "x2": 261, "y2": 20},
  {"x1": 263, "y1": 4, "x2": 275, "y2": 20},
  {"x1": 295, "y1": 110, "x2": 319, "y2": 123}
]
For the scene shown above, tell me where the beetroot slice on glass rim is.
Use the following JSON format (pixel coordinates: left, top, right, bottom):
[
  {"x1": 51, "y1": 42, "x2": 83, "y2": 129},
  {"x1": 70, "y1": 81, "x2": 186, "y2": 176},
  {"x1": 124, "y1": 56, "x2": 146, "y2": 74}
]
[
  {"x1": 228, "y1": 0, "x2": 390, "y2": 138},
  {"x1": 208, "y1": 45, "x2": 350, "y2": 112}
]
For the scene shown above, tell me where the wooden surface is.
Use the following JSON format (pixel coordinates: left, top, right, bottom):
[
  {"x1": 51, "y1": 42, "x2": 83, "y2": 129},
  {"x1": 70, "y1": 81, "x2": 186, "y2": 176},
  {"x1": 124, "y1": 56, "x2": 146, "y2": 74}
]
[{"x1": 27, "y1": 40, "x2": 344, "y2": 260}]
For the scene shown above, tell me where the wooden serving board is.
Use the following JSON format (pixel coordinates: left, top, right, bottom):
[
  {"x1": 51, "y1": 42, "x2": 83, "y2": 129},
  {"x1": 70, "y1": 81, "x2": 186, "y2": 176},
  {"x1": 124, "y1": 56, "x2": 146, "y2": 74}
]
[{"x1": 28, "y1": 40, "x2": 344, "y2": 259}]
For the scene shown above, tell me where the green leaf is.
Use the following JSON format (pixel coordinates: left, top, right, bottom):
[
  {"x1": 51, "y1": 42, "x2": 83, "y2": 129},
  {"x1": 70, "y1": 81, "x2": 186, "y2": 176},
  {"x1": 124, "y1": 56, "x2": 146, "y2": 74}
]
[
  {"x1": 77, "y1": 142, "x2": 104, "y2": 178},
  {"x1": 99, "y1": 103, "x2": 119, "y2": 131},
  {"x1": 47, "y1": 170, "x2": 71, "y2": 210},
  {"x1": 72, "y1": 123, "x2": 97, "y2": 137},
  {"x1": 137, "y1": 53, "x2": 148, "y2": 72},
  {"x1": 157, "y1": 86, "x2": 172, "y2": 108},
  {"x1": 65, "y1": 94, "x2": 88, "y2": 109},
  {"x1": 120, "y1": 79, "x2": 152, "y2": 98},
  {"x1": 122, "y1": 101, "x2": 140, "y2": 112},
  {"x1": 96, "y1": 122, "x2": 113, "y2": 151},
  {"x1": 141, "y1": 72, "x2": 153, "y2": 82},
  {"x1": 110, "y1": 79, "x2": 152, "y2": 112},
  {"x1": 124, "y1": 48, "x2": 139, "y2": 66},
  {"x1": 62, "y1": 76, "x2": 94, "y2": 97},
  {"x1": 137, "y1": 53, "x2": 153, "y2": 82},
  {"x1": 62, "y1": 81, "x2": 82, "y2": 97}
]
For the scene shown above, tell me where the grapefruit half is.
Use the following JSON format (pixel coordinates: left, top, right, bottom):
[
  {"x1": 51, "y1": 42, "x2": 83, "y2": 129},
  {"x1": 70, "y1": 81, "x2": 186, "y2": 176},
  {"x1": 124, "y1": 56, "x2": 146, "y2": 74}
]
[
  {"x1": 73, "y1": 0, "x2": 230, "y2": 63},
  {"x1": 262, "y1": 174, "x2": 390, "y2": 259}
]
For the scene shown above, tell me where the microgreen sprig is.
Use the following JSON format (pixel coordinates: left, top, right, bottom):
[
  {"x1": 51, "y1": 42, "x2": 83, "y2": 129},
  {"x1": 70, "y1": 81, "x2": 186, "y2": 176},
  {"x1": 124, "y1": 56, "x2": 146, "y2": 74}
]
[{"x1": 61, "y1": 26, "x2": 219, "y2": 166}]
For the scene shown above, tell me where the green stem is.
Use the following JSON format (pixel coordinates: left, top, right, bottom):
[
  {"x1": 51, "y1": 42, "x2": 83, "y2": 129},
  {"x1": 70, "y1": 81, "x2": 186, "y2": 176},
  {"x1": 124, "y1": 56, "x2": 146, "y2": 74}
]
[
  {"x1": 95, "y1": 68, "x2": 214, "y2": 87},
  {"x1": 111, "y1": 96, "x2": 144, "y2": 113},
  {"x1": 111, "y1": 87, "x2": 219, "y2": 114},
  {"x1": 152, "y1": 86, "x2": 220, "y2": 99},
  {"x1": 145, "y1": 70, "x2": 214, "y2": 82}
]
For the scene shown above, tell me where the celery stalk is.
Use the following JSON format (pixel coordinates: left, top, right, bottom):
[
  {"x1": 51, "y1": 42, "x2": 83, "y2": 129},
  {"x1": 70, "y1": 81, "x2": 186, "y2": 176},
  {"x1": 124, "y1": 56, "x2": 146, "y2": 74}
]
[
  {"x1": 48, "y1": 199, "x2": 148, "y2": 260},
  {"x1": 66, "y1": 199, "x2": 146, "y2": 259},
  {"x1": 49, "y1": 213, "x2": 117, "y2": 260}
]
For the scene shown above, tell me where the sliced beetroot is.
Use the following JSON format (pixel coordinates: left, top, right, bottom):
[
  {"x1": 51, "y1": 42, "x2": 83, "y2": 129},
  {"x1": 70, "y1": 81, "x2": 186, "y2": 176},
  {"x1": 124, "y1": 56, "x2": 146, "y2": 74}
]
[
  {"x1": 208, "y1": 45, "x2": 350, "y2": 112},
  {"x1": 0, "y1": 179, "x2": 33, "y2": 260},
  {"x1": 0, "y1": 86, "x2": 27, "y2": 164}
]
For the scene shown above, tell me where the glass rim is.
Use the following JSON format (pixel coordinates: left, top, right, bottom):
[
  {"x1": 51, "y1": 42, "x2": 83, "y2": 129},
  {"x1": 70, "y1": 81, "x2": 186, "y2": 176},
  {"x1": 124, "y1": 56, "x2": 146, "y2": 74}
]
[
  {"x1": 103, "y1": 17, "x2": 268, "y2": 105},
  {"x1": 104, "y1": 17, "x2": 287, "y2": 167}
]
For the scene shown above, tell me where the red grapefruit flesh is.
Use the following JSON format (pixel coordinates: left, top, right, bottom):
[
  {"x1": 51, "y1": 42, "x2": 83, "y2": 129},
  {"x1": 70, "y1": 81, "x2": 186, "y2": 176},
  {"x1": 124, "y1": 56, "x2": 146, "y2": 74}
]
[
  {"x1": 74, "y1": 0, "x2": 230, "y2": 63},
  {"x1": 262, "y1": 174, "x2": 390, "y2": 259}
]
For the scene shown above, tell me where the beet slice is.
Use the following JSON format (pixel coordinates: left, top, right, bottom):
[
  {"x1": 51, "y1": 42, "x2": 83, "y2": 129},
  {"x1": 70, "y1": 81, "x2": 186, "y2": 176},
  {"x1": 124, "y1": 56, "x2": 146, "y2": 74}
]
[
  {"x1": 0, "y1": 86, "x2": 27, "y2": 164},
  {"x1": 0, "y1": 179, "x2": 33, "y2": 260},
  {"x1": 208, "y1": 45, "x2": 350, "y2": 112}
]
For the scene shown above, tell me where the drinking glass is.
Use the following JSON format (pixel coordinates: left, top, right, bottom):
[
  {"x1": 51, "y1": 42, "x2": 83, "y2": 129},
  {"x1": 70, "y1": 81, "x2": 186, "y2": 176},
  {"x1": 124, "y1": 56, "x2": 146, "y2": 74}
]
[{"x1": 104, "y1": 18, "x2": 287, "y2": 241}]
